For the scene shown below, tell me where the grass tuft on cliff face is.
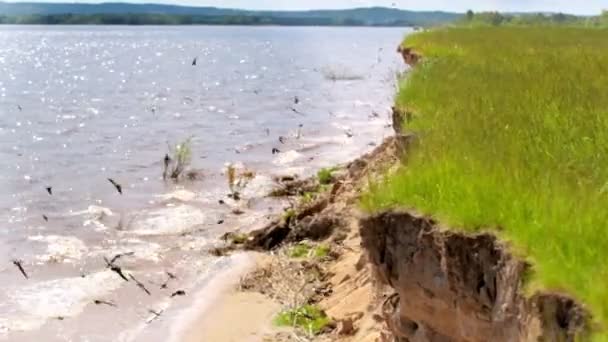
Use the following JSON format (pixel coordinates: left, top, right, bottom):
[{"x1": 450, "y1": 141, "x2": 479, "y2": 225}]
[
  {"x1": 361, "y1": 27, "x2": 608, "y2": 339},
  {"x1": 274, "y1": 304, "x2": 331, "y2": 335}
]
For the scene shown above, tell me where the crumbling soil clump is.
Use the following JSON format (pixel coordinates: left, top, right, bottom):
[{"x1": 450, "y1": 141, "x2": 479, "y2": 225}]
[{"x1": 360, "y1": 210, "x2": 590, "y2": 342}]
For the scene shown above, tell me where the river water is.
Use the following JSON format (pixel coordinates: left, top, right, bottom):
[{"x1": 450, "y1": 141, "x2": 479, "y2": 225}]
[{"x1": 0, "y1": 25, "x2": 408, "y2": 341}]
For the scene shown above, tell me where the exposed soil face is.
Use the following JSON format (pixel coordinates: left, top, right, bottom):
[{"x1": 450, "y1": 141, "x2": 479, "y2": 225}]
[
  {"x1": 360, "y1": 210, "x2": 589, "y2": 342},
  {"x1": 397, "y1": 46, "x2": 421, "y2": 66}
]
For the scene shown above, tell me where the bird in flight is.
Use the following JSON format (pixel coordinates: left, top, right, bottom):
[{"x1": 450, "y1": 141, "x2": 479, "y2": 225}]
[
  {"x1": 45, "y1": 186, "x2": 52, "y2": 195},
  {"x1": 12, "y1": 259, "x2": 28, "y2": 279},
  {"x1": 129, "y1": 273, "x2": 151, "y2": 295},
  {"x1": 170, "y1": 290, "x2": 186, "y2": 297},
  {"x1": 103, "y1": 256, "x2": 129, "y2": 281},
  {"x1": 107, "y1": 178, "x2": 122, "y2": 195},
  {"x1": 93, "y1": 299, "x2": 117, "y2": 307},
  {"x1": 272, "y1": 148, "x2": 281, "y2": 154},
  {"x1": 192, "y1": 57, "x2": 197, "y2": 66},
  {"x1": 146, "y1": 309, "x2": 164, "y2": 324},
  {"x1": 42, "y1": 214, "x2": 49, "y2": 222},
  {"x1": 110, "y1": 251, "x2": 134, "y2": 264}
]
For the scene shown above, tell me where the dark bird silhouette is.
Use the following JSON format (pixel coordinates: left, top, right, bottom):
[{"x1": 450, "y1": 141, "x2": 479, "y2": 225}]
[
  {"x1": 162, "y1": 154, "x2": 171, "y2": 180},
  {"x1": 159, "y1": 271, "x2": 177, "y2": 289},
  {"x1": 272, "y1": 148, "x2": 280, "y2": 154},
  {"x1": 217, "y1": 219, "x2": 224, "y2": 224},
  {"x1": 146, "y1": 309, "x2": 163, "y2": 324},
  {"x1": 110, "y1": 251, "x2": 134, "y2": 264},
  {"x1": 17, "y1": 105, "x2": 22, "y2": 111},
  {"x1": 103, "y1": 256, "x2": 129, "y2": 282},
  {"x1": 56, "y1": 316, "x2": 65, "y2": 320},
  {"x1": 294, "y1": 96, "x2": 299, "y2": 104},
  {"x1": 12, "y1": 259, "x2": 28, "y2": 279},
  {"x1": 218, "y1": 199, "x2": 225, "y2": 205},
  {"x1": 129, "y1": 273, "x2": 151, "y2": 295},
  {"x1": 42, "y1": 215, "x2": 48, "y2": 222},
  {"x1": 278, "y1": 136, "x2": 286, "y2": 144},
  {"x1": 290, "y1": 107, "x2": 305, "y2": 116},
  {"x1": 170, "y1": 290, "x2": 186, "y2": 297},
  {"x1": 192, "y1": 57, "x2": 197, "y2": 66},
  {"x1": 93, "y1": 299, "x2": 117, "y2": 307},
  {"x1": 344, "y1": 129, "x2": 354, "y2": 138},
  {"x1": 45, "y1": 186, "x2": 52, "y2": 195},
  {"x1": 107, "y1": 178, "x2": 122, "y2": 195}
]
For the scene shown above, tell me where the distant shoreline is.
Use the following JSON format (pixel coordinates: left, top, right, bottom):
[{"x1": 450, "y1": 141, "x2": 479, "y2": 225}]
[
  {"x1": 0, "y1": 14, "x2": 419, "y2": 27},
  {"x1": 0, "y1": 3, "x2": 461, "y2": 27}
]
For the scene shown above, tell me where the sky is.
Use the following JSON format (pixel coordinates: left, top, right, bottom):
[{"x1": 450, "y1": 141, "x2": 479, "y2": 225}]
[{"x1": 5, "y1": 0, "x2": 607, "y2": 15}]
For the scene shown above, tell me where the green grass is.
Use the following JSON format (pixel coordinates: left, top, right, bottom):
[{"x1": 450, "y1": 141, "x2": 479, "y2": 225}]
[
  {"x1": 317, "y1": 167, "x2": 338, "y2": 185},
  {"x1": 361, "y1": 27, "x2": 608, "y2": 340},
  {"x1": 274, "y1": 305, "x2": 331, "y2": 335},
  {"x1": 288, "y1": 242, "x2": 330, "y2": 259},
  {"x1": 289, "y1": 242, "x2": 312, "y2": 258}
]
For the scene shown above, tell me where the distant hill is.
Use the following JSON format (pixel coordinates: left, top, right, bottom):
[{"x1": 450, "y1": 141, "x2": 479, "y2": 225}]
[{"x1": 0, "y1": 2, "x2": 462, "y2": 26}]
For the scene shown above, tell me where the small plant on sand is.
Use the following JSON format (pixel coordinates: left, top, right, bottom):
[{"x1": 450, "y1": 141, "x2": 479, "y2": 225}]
[
  {"x1": 317, "y1": 167, "x2": 338, "y2": 185},
  {"x1": 230, "y1": 233, "x2": 248, "y2": 245},
  {"x1": 299, "y1": 192, "x2": 316, "y2": 206},
  {"x1": 274, "y1": 305, "x2": 331, "y2": 335},
  {"x1": 282, "y1": 209, "x2": 296, "y2": 222},
  {"x1": 225, "y1": 165, "x2": 255, "y2": 201},
  {"x1": 288, "y1": 242, "x2": 330, "y2": 259},
  {"x1": 288, "y1": 242, "x2": 312, "y2": 258},
  {"x1": 313, "y1": 244, "x2": 330, "y2": 258},
  {"x1": 165, "y1": 137, "x2": 193, "y2": 181}
]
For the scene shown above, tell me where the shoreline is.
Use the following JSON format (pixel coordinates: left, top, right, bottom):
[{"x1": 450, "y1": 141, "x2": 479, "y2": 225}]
[{"x1": 181, "y1": 135, "x2": 402, "y2": 341}]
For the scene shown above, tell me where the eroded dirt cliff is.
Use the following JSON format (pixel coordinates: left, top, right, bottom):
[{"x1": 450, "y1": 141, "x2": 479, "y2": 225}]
[{"x1": 360, "y1": 211, "x2": 588, "y2": 342}]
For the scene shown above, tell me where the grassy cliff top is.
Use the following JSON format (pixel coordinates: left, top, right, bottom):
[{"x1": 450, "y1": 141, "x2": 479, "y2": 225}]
[{"x1": 362, "y1": 26, "x2": 608, "y2": 339}]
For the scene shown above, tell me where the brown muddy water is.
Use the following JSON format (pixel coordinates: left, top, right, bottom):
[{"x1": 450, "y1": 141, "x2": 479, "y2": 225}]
[{"x1": 0, "y1": 25, "x2": 410, "y2": 341}]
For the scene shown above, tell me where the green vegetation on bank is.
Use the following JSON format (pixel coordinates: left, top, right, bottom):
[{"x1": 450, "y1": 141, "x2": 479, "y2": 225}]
[
  {"x1": 362, "y1": 27, "x2": 608, "y2": 339},
  {"x1": 459, "y1": 10, "x2": 608, "y2": 27},
  {"x1": 274, "y1": 304, "x2": 331, "y2": 335}
]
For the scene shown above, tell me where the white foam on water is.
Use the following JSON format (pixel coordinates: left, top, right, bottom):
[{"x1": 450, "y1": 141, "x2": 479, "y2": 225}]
[
  {"x1": 28, "y1": 235, "x2": 88, "y2": 264},
  {"x1": 155, "y1": 189, "x2": 197, "y2": 202},
  {"x1": 240, "y1": 175, "x2": 275, "y2": 199},
  {"x1": 75, "y1": 205, "x2": 116, "y2": 231},
  {"x1": 126, "y1": 205, "x2": 207, "y2": 236},
  {"x1": 178, "y1": 236, "x2": 210, "y2": 252},
  {"x1": 0, "y1": 270, "x2": 124, "y2": 335},
  {"x1": 272, "y1": 150, "x2": 302, "y2": 165},
  {"x1": 89, "y1": 238, "x2": 165, "y2": 263}
]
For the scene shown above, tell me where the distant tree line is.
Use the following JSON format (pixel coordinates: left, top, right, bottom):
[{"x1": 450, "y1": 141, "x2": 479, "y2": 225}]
[
  {"x1": 460, "y1": 10, "x2": 608, "y2": 27},
  {"x1": 0, "y1": 13, "x2": 424, "y2": 26}
]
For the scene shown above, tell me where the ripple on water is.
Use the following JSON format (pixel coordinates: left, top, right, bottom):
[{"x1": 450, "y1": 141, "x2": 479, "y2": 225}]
[{"x1": 124, "y1": 205, "x2": 207, "y2": 236}]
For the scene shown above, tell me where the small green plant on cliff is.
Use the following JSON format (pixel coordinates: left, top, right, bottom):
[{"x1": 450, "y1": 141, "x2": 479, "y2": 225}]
[
  {"x1": 274, "y1": 304, "x2": 331, "y2": 335},
  {"x1": 317, "y1": 167, "x2": 338, "y2": 185},
  {"x1": 282, "y1": 209, "x2": 296, "y2": 222},
  {"x1": 363, "y1": 27, "x2": 608, "y2": 339},
  {"x1": 288, "y1": 242, "x2": 330, "y2": 259},
  {"x1": 288, "y1": 242, "x2": 312, "y2": 258}
]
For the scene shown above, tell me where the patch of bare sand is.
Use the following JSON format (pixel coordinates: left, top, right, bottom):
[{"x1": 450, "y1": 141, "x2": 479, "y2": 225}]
[
  {"x1": 183, "y1": 290, "x2": 280, "y2": 342},
  {"x1": 177, "y1": 255, "x2": 280, "y2": 342}
]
